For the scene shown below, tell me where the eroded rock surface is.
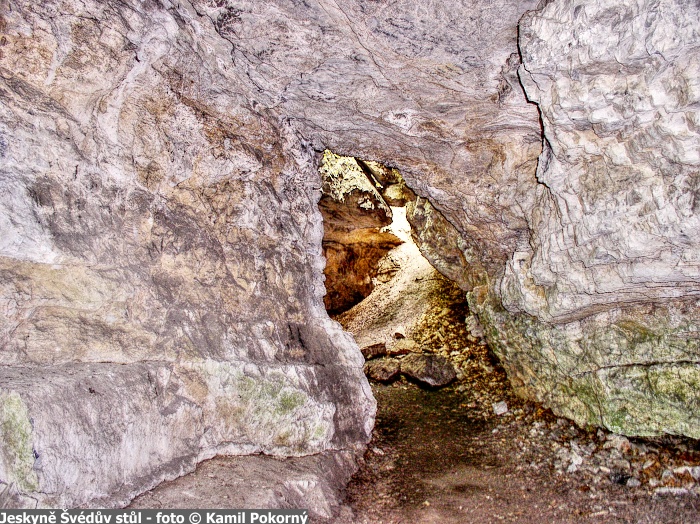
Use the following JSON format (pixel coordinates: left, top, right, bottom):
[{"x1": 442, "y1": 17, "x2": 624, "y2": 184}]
[
  {"x1": 400, "y1": 354, "x2": 457, "y2": 388},
  {"x1": 480, "y1": 0, "x2": 700, "y2": 438},
  {"x1": 130, "y1": 451, "x2": 356, "y2": 520},
  {"x1": 0, "y1": 0, "x2": 375, "y2": 508}
]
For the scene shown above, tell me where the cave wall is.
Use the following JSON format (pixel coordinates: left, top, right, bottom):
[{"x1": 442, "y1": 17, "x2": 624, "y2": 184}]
[
  {"x1": 487, "y1": 0, "x2": 700, "y2": 438},
  {"x1": 0, "y1": 0, "x2": 375, "y2": 507},
  {"x1": 1, "y1": 0, "x2": 699, "y2": 508}
]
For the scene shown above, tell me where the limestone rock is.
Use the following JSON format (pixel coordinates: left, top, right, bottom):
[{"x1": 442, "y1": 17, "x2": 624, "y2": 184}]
[
  {"x1": 2, "y1": 0, "x2": 699, "y2": 508},
  {"x1": 130, "y1": 451, "x2": 356, "y2": 520},
  {"x1": 476, "y1": 0, "x2": 700, "y2": 439},
  {"x1": 400, "y1": 354, "x2": 457, "y2": 388},
  {"x1": 513, "y1": 0, "x2": 700, "y2": 323},
  {"x1": 363, "y1": 358, "x2": 401, "y2": 383},
  {"x1": 0, "y1": 0, "x2": 375, "y2": 507}
]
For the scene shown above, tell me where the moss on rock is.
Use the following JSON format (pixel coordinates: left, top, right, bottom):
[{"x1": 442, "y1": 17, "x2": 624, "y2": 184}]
[
  {"x1": 0, "y1": 392, "x2": 38, "y2": 492},
  {"x1": 469, "y1": 287, "x2": 700, "y2": 438}
]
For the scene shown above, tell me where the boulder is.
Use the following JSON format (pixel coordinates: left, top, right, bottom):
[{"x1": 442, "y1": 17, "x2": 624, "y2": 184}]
[
  {"x1": 400, "y1": 354, "x2": 457, "y2": 388},
  {"x1": 363, "y1": 358, "x2": 402, "y2": 383}
]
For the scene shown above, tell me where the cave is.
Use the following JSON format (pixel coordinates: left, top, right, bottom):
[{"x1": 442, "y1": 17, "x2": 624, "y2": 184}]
[{"x1": 1, "y1": 0, "x2": 699, "y2": 519}]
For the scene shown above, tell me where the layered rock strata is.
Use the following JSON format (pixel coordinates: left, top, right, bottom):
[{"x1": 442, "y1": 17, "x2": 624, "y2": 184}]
[
  {"x1": 485, "y1": 0, "x2": 700, "y2": 438},
  {"x1": 0, "y1": 0, "x2": 375, "y2": 508},
  {"x1": 1, "y1": 0, "x2": 699, "y2": 509}
]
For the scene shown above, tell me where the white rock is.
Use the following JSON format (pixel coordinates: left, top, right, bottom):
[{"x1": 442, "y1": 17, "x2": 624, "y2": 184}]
[{"x1": 493, "y1": 401, "x2": 509, "y2": 416}]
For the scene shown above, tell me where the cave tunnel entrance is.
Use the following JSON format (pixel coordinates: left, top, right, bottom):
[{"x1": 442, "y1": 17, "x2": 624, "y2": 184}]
[
  {"x1": 316, "y1": 149, "x2": 536, "y2": 516},
  {"x1": 317, "y1": 149, "x2": 499, "y2": 387},
  {"x1": 315, "y1": 152, "x2": 700, "y2": 522}
]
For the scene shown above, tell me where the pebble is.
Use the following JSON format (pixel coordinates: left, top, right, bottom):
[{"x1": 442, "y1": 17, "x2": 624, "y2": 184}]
[
  {"x1": 654, "y1": 487, "x2": 690, "y2": 496},
  {"x1": 493, "y1": 401, "x2": 508, "y2": 416},
  {"x1": 604, "y1": 435, "x2": 631, "y2": 453},
  {"x1": 626, "y1": 478, "x2": 641, "y2": 488}
]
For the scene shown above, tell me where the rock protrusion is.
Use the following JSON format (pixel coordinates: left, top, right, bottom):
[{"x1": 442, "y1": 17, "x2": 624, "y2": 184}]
[
  {"x1": 400, "y1": 354, "x2": 457, "y2": 388},
  {"x1": 360, "y1": 343, "x2": 387, "y2": 360},
  {"x1": 363, "y1": 358, "x2": 402, "y2": 383}
]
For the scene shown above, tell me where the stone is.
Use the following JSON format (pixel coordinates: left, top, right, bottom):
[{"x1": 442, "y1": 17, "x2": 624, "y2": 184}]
[
  {"x1": 0, "y1": 0, "x2": 378, "y2": 507},
  {"x1": 626, "y1": 478, "x2": 642, "y2": 489},
  {"x1": 361, "y1": 343, "x2": 387, "y2": 361},
  {"x1": 674, "y1": 466, "x2": 700, "y2": 481},
  {"x1": 567, "y1": 452, "x2": 583, "y2": 474},
  {"x1": 1, "y1": 0, "x2": 699, "y2": 509},
  {"x1": 387, "y1": 339, "x2": 420, "y2": 356},
  {"x1": 492, "y1": 401, "x2": 509, "y2": 416},
  {"x1": 363, "y1": 358, "x2": 401, "y2": 383},
  {"x1": 654, "y1": 487, "x2": 690, "y2": 497},
  {"x1": 400, "y1": 354, "x2": 457, "y2": 388},
  {"x1": 130, "y1": 451, "x2": 356, "y2": 520},
  {"x1": 604, "y1": 435, "x2": 631, "y2": 454}
]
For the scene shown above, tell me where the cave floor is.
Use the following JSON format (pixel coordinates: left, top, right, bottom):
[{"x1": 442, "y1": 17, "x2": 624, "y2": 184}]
[{"x1": 342, "y1": 380, "x2": 700, "y2": 524}]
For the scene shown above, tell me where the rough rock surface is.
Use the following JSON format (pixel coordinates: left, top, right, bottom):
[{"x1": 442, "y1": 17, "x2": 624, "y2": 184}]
[
  {"x1": 130, "y1": 451, "x2": 356, "y2": 520},
  {"x1": 0, "y1": 0, "x2": 375, "y2": 508},
  {"x1": 363, "y1": 358, "x2": 401, "y2": 384},
  {"x1": 2, "y1": 0, "x2": 700, "y2": 509},
  {"x1": 478, "y1": 0, "x2": 700, "y2": 438}
]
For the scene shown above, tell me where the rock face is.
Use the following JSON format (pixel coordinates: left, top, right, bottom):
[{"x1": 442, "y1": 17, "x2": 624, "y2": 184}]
[
  {"x1": 1, "y1": 0, "x2": 699, "y2": 509},
  {"x1": 0, "y1": 0, "x2": 376, "y2": 508},
  {"x1": 481, "y1": 0, "x2": 700, "y2": 438}
]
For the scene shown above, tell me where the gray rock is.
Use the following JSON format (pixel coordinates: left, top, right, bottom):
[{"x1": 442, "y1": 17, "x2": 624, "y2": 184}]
[
  {"x1": 130, "y1": 451, "x2": 356, "y2": 519},
  {"x1": 626, "y1": 478, "x2": 642, "y2": 488},
  {"x1": 1, "y1": 0, "x2": 699, "y2": 509},
  {"x1": 0, "y1": 0, "x2": 380, "y2": 507},
  {"x1": 363, "y1": 358, "x2": 402, "y2": 383},
  {"x1": 478, "y1": 0, "x2": 700, "y2": 439},
  {"x1": 400, "y1": 354, "x2": 457, "y2": 387},
  {"x1": 492, "y1": 401, "x2": 509, "y2": 416}
]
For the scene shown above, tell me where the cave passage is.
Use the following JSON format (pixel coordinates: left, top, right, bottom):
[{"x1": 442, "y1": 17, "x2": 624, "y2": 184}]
[
  {"x1": 315, "y1": 152, "x2": 700, "y2": 523},
  {"x1": 318, "y1": 149, "x2": 491, "y2": 386}
]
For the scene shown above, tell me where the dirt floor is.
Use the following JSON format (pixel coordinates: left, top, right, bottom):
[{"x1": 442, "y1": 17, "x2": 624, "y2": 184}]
[{"x1": 342, "y1": 380, "x2": 700, "y2": 524}]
